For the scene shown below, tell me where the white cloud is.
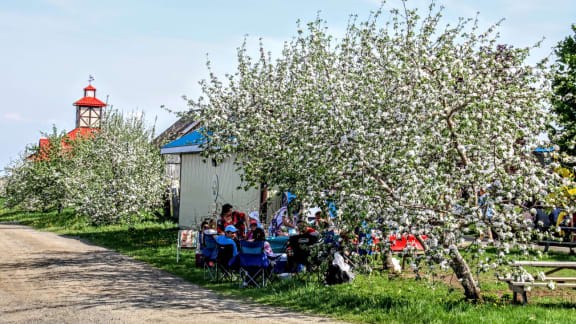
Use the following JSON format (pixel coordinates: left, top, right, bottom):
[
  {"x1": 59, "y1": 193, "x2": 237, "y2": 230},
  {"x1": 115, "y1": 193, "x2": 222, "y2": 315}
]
[{"x1": 3, "y1": 113, "x2": 23, "y2": 121}]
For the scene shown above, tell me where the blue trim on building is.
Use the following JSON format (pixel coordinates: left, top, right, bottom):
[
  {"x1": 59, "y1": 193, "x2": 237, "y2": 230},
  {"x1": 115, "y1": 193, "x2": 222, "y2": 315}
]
[{"x1": 162, "y1": 129, "x2": 206, "y2": 148}]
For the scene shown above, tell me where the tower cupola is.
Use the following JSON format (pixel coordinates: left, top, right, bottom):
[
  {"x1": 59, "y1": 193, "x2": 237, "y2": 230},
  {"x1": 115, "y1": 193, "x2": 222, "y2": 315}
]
[{"x1": 73, "y1": 79, "x2": 106, "y2": 128}]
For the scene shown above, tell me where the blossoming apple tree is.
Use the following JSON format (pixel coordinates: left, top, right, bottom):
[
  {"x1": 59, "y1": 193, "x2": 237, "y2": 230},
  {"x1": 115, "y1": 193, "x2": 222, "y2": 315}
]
[
  {"x1": 4, "y1": 127, "x2": 76, "y2": 212},
  {"x1": 188, "y1": 2, "x2": 554, "y2": 300},
  {"x1": 66, "y1": 111, "x2": 166, "y2": 225},
  {"x1": 4, "y1": 111, "x2": 166, "y2": 226}
]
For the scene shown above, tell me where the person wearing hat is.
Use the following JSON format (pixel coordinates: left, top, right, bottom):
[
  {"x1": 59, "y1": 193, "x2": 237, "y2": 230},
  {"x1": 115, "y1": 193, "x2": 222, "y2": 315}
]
[
  {"x1": 245, "y1": 219, "x2": 260, "y2": 240},
  {"x1": 217, "y1": 203, "x2": 248, "y2": 239},
  {"x1": 215, "y1": 225, "x2": 241, "y2": 257}
]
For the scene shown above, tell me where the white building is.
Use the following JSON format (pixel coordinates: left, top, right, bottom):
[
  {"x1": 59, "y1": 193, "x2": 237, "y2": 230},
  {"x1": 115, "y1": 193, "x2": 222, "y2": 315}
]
[{"x1": 160, "y1": 129, "x2": 276, "y2": 228}]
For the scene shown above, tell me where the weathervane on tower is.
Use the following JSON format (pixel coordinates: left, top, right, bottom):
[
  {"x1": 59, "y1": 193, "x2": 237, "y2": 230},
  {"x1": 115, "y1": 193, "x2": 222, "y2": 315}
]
[{"x1": 74, "y1": 78, "x2": 106, "y2": 128}]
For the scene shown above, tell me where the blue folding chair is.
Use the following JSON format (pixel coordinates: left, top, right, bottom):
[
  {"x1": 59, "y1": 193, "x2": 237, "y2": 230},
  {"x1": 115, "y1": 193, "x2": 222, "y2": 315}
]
[
  {"x1": 202, "y1": 235, "x2": 218, "y2": 281},
  {"x1": 238, "y1": 240, "x2": 270, "y2": 288}
]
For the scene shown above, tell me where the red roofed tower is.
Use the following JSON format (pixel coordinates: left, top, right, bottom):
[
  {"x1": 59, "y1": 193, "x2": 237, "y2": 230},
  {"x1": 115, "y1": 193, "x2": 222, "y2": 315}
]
[
  {"x1": 74, "y1": 84, "x2": 106, "y2": 128},
  {"x1": 33, "y1": 79, "x2": 106, "y2": 160}
]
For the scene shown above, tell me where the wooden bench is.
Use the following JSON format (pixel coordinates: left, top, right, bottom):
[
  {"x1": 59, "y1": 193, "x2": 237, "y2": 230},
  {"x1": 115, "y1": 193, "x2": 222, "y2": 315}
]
[
  {"x1": 537, "y1": 227, "x2": 576, "y2": 254},
  {"x1": 498, "y1": 261, "x2": 576, "y2": 304},
  {"x1": 537, "y1": 241, "x2": 576, "y2": 254}
]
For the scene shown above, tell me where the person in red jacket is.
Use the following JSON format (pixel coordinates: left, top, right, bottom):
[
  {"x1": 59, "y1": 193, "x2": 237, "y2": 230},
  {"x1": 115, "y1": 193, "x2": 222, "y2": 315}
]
[{"x1": 217, "y1": 203, "x2": 248, "y2": 239}]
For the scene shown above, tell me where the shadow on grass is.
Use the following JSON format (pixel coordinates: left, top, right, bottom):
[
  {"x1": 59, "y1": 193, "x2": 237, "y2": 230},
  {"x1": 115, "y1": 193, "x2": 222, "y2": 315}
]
[
  {"x1": 0, "y1": 209, "x2": 30, "y2": 219},
  {"x1": 0, "y1": 208, "x2": 83, "y2": 230},
  {"x1": 70, "y1": 227, "x2": 177, "y2": 252},
  {"x1": 472, "y1": 246, "x2": 576, "y2": 262},
  {"x1": 532, "y1": 300, "x2": 576, "y2": 310}
]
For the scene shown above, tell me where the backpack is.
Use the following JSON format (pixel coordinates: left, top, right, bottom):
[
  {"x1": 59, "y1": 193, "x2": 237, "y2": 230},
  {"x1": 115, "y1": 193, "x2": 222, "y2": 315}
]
[
  {"x1": 324, "y1": 263, "x2": 350, "y2": 285},
  {"x1": 324, "y1": 252, "x2": 354, "y2": 285}
]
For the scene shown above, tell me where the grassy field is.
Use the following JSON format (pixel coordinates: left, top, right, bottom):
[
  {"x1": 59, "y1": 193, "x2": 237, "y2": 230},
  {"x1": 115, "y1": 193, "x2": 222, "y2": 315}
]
[{"x1": 1, "y1": 204, "x2": 575, "y2": 324}]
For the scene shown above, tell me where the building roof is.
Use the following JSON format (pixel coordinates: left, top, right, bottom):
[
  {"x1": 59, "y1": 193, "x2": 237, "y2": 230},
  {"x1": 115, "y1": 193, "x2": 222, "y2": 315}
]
[
  {"x1": 84, "y1": 85, "x2": 96, "y2": 91},
  {"x1": 39, "y1": 138, "x2": 50, "y2": 146},
  {"x1": 153, "y1": 116, "x2": 199, "y2": 147},
  {"x1": 160, "y1": 129, "x2": 207, "y2": 154},
  {"x1": 67, "y1": 127, "x2": 97, "y2": 140},
  {"x1": 34, "y1": 127, "x2": 96, "y2": 160},
  {"x1": 38, "y1": 127, "x2": 96, "y2": 148},
  {"x1": 74, "y1": 96, "x2": 106, "y2": 107}
]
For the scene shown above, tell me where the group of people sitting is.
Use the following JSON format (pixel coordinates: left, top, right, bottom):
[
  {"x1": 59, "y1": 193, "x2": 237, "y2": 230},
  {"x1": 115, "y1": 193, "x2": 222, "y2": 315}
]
[
  {"x1": 193, "y1": 202, "x2": 357, "y2": 286},
  {"x1": 197, "y1": 203, "x2": 335, "y2": 264},
  {"x1": 272, "y1": 206, "x2": 332, "y2": 237},
  {"x1": 198, "y1": 203, "x2": 274, "y2": 260},
  {"x1": 532, "y1": 205, "x2": 575, "y2": 230}
]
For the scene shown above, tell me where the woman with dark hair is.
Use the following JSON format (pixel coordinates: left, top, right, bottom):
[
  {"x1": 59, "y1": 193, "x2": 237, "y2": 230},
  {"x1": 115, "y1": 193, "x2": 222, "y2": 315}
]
[
  {"x1": 253, "y1": 228, "x2": 274, "y2": 257},
  {"x1": 217, "y1": 203, "x2": 248, "y2": 238}
]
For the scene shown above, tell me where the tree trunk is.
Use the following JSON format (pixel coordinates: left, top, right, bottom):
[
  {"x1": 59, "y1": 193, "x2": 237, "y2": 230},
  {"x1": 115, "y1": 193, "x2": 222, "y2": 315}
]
[
  {"x1": 58, "y1": 203, "x2": 63, "y2": 215},
  {"x1": 415, "y1": 235, "x2": 483, "y2": 302},
  {"x1": 450, "y1": 248, "x2": 483, "y2": 302},
  {"x1": 382, "y1": 249, "x2": 395, "y2": 272}
]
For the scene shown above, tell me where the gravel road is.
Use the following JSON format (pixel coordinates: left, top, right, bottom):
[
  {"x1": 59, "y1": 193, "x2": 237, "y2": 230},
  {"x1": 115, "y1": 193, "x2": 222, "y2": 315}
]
[{"x1": 0, "y1": 223, "x2": 343, "y2": 324}]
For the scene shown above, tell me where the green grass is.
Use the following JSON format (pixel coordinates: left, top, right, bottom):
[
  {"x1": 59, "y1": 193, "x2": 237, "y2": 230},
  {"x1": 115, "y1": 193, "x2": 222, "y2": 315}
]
[{"x1": 1, "y1": 202, "x2": 575, "y2": 323}]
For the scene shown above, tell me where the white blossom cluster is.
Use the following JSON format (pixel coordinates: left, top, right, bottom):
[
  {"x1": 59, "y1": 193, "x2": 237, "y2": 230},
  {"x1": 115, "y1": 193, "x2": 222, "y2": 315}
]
[
  {"x1": 4, "y1": 111, "x2": 167, "y2": 225},
  {"x1": 66, "y1": 111, "x2": 167, "y2": 225},
  {"x1": 4, "y1": 128, "x2": 76, "y2": 211},
  {"x1": 186, "y1": 2, "x2": 556, "y2": 299}
]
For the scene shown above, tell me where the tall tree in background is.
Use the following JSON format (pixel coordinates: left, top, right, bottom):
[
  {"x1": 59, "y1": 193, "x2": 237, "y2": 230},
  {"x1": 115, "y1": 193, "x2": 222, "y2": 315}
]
[
  {"x1": 3, "y1": 112, "x2": 167, "y2": 226},
  {"x1": 4, "y1": 127, "x2": 76, "y2": 212},
  {"x1": 551, "y1": 25, "x2": 576, "y2": 156},
  {"x1": 67, "y1": 111, "x2": 166, "y2": 225},
  {"x1": 189, "y1": 1, "x2": 552, "y2": 301}
]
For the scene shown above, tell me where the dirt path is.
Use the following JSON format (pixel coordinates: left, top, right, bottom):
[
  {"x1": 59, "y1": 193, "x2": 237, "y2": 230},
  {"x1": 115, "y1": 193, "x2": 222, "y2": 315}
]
[{"x1": 0, "y1": 223, "x2": 343, "y2": 324}]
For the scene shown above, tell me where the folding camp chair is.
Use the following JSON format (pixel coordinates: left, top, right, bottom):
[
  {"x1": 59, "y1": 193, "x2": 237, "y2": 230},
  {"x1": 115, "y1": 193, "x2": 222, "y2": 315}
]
[
  {"x1": 202, "y1": 235, "x2": 218, "y2": 281},
  {"x1": 215, "y1": 243, "x2": 238, "y2": 283},
  {"x1": 287, "y1": 234, "x2": 319, "y2": 280},
  {"x1": 238, "y1": 240, "x2": 271, "y2": 288},
  {"x1": 176, "y1": 230, "x2": 197, "y2": 263}
]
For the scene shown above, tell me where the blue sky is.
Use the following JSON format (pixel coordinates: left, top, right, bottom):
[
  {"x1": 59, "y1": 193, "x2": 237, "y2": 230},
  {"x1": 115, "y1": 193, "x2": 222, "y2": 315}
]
[{"x1": 0, "y1": 0, "x2": 575, "y2": 174}]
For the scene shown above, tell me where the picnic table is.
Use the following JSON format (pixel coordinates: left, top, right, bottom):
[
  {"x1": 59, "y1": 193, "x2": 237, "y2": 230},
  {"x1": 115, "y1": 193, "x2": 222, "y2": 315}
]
[
  {"x1": 538, "y1": 227, "x2": 576, "y2": 254},
  {"x1": 268, "y1": 233, "x2": 340, "y2": 254},
  {"x1": 498, "y1": 261, "x2": 576, "y2": 304}
]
